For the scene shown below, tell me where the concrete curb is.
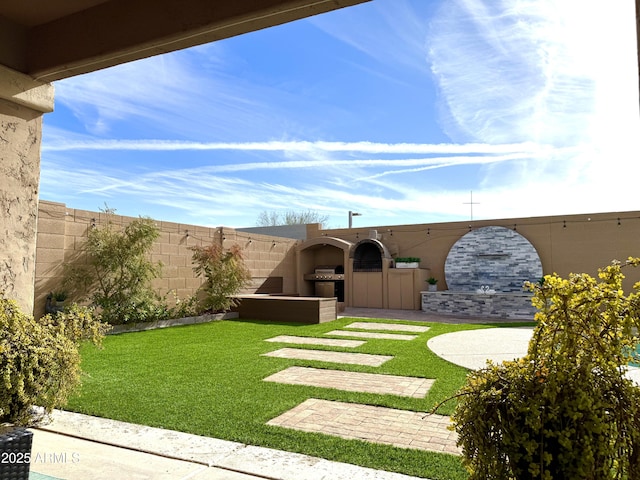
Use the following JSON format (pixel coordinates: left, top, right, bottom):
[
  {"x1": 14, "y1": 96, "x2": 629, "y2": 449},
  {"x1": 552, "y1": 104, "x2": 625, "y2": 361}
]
[{"x1": 108, "y1": 312, "x2": 239, "y2": 334}]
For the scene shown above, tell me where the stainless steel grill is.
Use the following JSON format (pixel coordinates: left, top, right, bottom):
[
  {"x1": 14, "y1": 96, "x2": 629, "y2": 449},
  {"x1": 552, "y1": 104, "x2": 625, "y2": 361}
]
[
  {"x1": 303, "y1": 266, "x2": 345, "y2": 302},
  {"x1": 303, "y1": 265, "x2": 344, "y2": 281}
]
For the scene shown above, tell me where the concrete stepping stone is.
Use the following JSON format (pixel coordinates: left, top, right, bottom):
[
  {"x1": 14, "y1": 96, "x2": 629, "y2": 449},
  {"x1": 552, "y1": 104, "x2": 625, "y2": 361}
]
[
  {"x1": 344, "y1": 322, "x2": 429, "y2": 333},
  {"x1": 264, "y1": 366, "x2": 434, "y2": 398},
  {"x1": 267, "y1": 398, "x2": 461, "y2": 455},
  {"x1": 325, "y1": 330, "x2": 417, "y2": 341},
  {"x1": 265, "y1": 335, "x2": 365, "y2": 348},
  {"x1": 262, "y1": 348, "x2": 392, "y2": 366}
]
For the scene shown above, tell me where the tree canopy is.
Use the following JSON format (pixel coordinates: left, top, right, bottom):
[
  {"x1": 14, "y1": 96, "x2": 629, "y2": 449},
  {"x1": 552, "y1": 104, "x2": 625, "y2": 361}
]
[{"x1": 256, "y1": 210, "x2": 329, "y2": 227}]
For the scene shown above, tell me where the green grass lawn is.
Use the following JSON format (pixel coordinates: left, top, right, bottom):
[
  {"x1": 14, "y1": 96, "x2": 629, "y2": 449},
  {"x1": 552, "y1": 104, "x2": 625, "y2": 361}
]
[{"x1": 67, "y1": 317, "x2": 489, "y2": 480}]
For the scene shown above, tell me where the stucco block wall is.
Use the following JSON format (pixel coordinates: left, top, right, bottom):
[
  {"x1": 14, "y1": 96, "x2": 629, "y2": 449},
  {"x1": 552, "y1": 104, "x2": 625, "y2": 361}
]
[
  {"x1": 318, "y1": 211, "x2": 640, "y2": 294},
  {"x1": 35, "y1": 201, "x2": 640, "y2": 316},
  {"x1": 0, "y1": 99, "x2": 44, "y2": 313},
  {"x1": 34, "y1": 201, "x2": 298, "y2": 317}
]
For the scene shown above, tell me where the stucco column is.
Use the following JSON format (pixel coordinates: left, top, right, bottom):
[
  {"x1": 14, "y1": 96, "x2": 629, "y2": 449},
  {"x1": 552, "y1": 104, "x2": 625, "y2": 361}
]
[{"x1": 0, "y1": 65, "x2": 54, "y2": 314}]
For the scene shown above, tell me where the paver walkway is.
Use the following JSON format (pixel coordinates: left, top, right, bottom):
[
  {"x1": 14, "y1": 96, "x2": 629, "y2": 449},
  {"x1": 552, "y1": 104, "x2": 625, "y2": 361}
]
[
  {"x1": 267, "y1": 398, "x2": 460, "y2": 455},
  {"x1": 344, "y1": 322, "x2": 430, "y2": 333},
  {"x1": 262, "y1": 348, "x2": 393, "y2": 366},
  {"x1": 261, "y1": 319, "x2": 463, "y2": 459},
  {"x1": 265, "y1": 335, "x2": 365, "y2": 348},
  {"x1": 264, "y1": 367, "x2": 434, "y2": 397},
  {"x1": 325, "y1": 330, "x2": 418, "y2": 341}
]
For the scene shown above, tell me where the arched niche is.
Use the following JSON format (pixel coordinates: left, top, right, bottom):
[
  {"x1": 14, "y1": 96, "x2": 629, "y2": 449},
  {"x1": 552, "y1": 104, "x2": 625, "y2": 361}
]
[
  {"x1": 297, "y1": 236, "x2": 353, "y2": 270},
  {"x1": 349, "y1": 239, "x2": 392, "y2": 272},
  {"x1": 297, "y1": 236, "x2": 353, "y2": 299},
  {"x1": 298, "y1": 236, "x2": 354, "y2": 253},
  {"x1": 444, "y1": 226, "x2": 543, "y2": 292}
]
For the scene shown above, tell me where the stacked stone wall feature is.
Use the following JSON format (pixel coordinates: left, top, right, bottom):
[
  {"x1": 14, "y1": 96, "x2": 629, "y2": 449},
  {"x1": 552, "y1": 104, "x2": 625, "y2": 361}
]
[
  {"x1": 444, "y1": 226, "x2": 543, "y2": 293},
  {"x1": 421, "y1": 291, "x2": 536, "y2": 320}
]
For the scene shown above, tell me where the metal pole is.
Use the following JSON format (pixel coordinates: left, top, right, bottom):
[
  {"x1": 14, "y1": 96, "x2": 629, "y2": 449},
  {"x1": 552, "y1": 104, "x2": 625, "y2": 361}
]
[{"x1": 348, "y1": 211, "x2": 361, "y2": 228}]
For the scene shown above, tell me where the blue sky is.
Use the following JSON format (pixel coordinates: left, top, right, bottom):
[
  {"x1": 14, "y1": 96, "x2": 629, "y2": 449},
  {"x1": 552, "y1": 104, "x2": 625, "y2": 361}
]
[{"x1": 40, "y1": 0, "x2": 640, "y2": 229}]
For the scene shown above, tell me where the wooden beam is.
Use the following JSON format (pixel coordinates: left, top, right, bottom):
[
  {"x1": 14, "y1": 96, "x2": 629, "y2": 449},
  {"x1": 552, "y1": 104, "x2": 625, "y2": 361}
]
[{"x1": 27, "y1": 0, "x2": 369, "y2": 82}]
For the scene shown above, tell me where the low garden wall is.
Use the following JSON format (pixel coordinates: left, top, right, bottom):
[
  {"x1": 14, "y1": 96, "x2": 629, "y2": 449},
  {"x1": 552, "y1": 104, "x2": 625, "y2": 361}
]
[
  {"x1": 421, "y1": 291, "x2": 536, "y2": 320},
  {"x1": 107, "y1": 312, "x2": 239, "y2": 334}
]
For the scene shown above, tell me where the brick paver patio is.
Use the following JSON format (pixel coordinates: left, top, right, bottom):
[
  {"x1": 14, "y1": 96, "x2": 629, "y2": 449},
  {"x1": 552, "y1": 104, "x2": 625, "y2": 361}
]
[
  {"x1": 262, "y1": 320, "x2": 461, "y2": 458},
  {"x1": 264, "y1": 366, "x2": 434, "y2": 397},
  {"x1": 265, "y1": 335, "x2": 365, "y2": 348},
  {"x1": 344, "y1": 322, "x2": 430, "y2": 333},
  {"x1": 325, "y1": 330, "x2": 418, "y2": 341},
  {"x1": 261, "y1": 348, "x2": 393, "y2": 366},
  {"x1": 267, "y1": 398, "x2": 461, "y2": 455}
]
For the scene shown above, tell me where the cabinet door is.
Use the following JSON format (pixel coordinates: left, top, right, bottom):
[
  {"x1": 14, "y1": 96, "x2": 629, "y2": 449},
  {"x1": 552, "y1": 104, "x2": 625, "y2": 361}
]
[
  {"x1": 400, "y1": 272, "x2": 415, "y2": 309},
  {"x1": 388, "y1": 274, "x2": 403, "y2": 309},
  {"x1": 388, "y1": 270, "x2": 415, "y2": 310},
  {"x1": 367, "y1": 273, "x2": 383, "y2": 308},
  {"x1": 352, "y1": 272, "x2": 369, "y2": 307},
  {"x1": 352, "y1": 272, "x2": 383, "y2": 308}
]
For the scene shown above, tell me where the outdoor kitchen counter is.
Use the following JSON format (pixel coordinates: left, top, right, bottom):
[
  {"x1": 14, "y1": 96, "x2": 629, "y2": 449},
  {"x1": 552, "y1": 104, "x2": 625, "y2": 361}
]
[{"x1": 235, "y1": 295, "x2": 338, "y2": 324}]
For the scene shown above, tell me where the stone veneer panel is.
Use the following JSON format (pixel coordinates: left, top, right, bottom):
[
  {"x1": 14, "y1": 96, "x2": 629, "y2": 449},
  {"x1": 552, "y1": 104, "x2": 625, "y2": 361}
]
[
  {"x1": 422, "y1": 291, "x2": 537, "y2": 320},
  {"x1": 444, "y1": 226, "x2": 543, "y2": 293}
]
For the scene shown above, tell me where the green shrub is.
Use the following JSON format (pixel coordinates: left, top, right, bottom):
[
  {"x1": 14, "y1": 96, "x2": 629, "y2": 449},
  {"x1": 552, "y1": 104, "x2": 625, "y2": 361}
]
[
  {"x1": 65, "y1": 210, "x2": 164, "y2": 324},
  {"x1": 395, "y1": 257, "x2": 421, "y2": 263},
  {"x1": 190, "y1": 243, "x2": 251, "y2": 312},
  {"x1": 0, "y1": 296, "x2": 110, "y2": 426},
  {"x1": 450, "y1": 258, "x2": 640, "y2": 479},
  {"x1": 164, "y1": 290, "x2": 200, "y2": 319}
]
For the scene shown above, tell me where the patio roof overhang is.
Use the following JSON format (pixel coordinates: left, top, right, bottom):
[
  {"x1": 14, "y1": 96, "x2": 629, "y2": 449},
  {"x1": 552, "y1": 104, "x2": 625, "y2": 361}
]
[{"x1": 0, "y1": 0, "x2": 370, "y2": 83}]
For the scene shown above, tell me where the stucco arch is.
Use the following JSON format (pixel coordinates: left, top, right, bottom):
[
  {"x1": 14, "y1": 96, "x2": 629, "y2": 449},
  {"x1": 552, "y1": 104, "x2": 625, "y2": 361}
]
[
  {"x1": 297, "y1": 236, "x2": 353, "y2": 253},
  {"x1": 348, "y1": 238, "x2": 392, "y2": 259}
]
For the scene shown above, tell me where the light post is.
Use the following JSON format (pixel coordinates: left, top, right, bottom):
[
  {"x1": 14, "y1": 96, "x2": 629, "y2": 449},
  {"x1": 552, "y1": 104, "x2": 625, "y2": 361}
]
[{"x1": 348, "y1": 211, "x2": 362, "y2": 228}]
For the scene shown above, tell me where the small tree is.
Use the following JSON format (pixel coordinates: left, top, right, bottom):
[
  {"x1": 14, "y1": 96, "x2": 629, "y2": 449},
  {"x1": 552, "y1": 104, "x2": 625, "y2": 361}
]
[
  {"x1": 450, "y1": 258, "x2": 640, "y2": 479},
  {"x1": 190, "y1": 243, "x2": 251, "y2": 313},
  {"x1": 65, "y1": 209, "x2": 164, "y2": 324}
]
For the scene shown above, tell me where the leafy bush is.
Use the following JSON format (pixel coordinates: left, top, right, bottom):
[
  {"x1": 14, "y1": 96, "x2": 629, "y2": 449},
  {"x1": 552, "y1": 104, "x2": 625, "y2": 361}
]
[
  {"x1": 65, "y1": 210, "x2": 164, "y2": 324},
  {"x1": 164, "y1": 290, "x2": 200, "y2": 319},
  {"x1": 190, "y1": 243, "x2": 251, "y2": 312},
  {"x1": 395, "y1": 257, "x2": 421, "y2": 263},
  {"x1": 0, "y1": 296, "x2": 110, "y2": 426},
  {"x1": 450, "y1": 258, "x2": 640, "y2": 479}
]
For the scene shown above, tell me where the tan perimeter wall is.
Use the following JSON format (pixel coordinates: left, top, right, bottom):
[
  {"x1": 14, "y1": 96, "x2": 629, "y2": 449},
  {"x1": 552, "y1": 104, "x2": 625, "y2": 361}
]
[
  {"x1": 314, "y1": 210, "x2": 640, "y2": 293},
  {"x1": 35, "y1": 201, "x2": 298, "y2": 317},
  {"x1": 35, "y1": 200, "x2": 640, "y2": 316}
]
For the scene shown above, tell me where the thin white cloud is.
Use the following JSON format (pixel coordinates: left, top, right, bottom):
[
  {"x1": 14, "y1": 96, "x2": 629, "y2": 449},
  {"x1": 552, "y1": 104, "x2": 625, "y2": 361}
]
[
  {"x1": 310, "y1": 0, "x2": 430, "y2": 74},
  {"x1": 52, "y1": 45, "x2": 323, "y2": 140},
  {"x1": 430, "y1": 0, "x2": 639, "y2": 144},
  {"x1": 40, "y1": 0, "x2": 640, "y2": 229},
  {"x1": 43, "y1": 138, "x2": 543, "y2": 154}
]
